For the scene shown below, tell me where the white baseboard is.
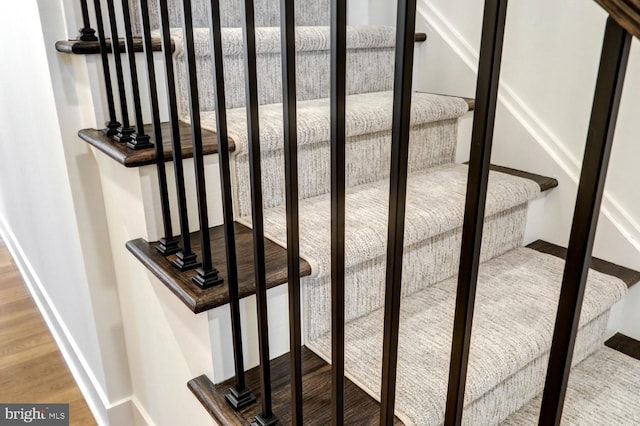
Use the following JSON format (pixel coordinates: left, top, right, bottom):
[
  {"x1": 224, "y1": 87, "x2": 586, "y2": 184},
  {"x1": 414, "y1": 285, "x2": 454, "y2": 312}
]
[{"x1": 0, "y1": 216, "x2": 151, "y2": 426}]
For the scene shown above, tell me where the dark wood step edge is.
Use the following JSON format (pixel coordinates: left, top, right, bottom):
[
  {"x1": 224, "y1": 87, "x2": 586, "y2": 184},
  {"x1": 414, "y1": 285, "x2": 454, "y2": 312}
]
[
  {"x1": 126, "y1": 222, "x2": 311, "y2": 314},
  {"x1": 56, "y1": 37, "x2": 170, "y2": 54},
  {"x1": 605, "y1": 333, "x2": 640, "y2": 361},
  {"x1": 58, "y1": 33, "x2": 426, "y2": 55},
  {"x1": 489, "y1": 164, "x2": 558, "y2": 192},
  {"x1": 527, "y1": 240, "x2": 640, "y2": 288},
  {"x1": 416, "y1": 92, "x2": 475, "y2": 111},
  {"x1": 188, "y1": 375, "x2": 235, "y2": 425},
  {"x1": 415, "y1": 32, "x2": 428, "y2": 43},
  {"x1": 79, "y1": 121, "x2": 232, "y2": 168},
  {"x1": 462, "y1": 163, "x2": 558, "y2": 192},
  {"x1": 188, "y1": 347, "x2": 403, "y2": 425}
]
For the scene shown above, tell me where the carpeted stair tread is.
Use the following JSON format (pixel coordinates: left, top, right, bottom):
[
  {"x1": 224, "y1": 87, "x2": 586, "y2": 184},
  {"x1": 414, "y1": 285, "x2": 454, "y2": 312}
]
[
  {"x1": 306, "y1": 248, "x2": 628, "y2": 425},
  {"x1": 224, "y1": 91, "x2": 467, "y2": 216},
  {"x1": 240, "y1": 163, "x2": 540, "y2": 278},
  {"x1": 170, "y1": 25, "x2": 396, "y2": 57},
  {"x1": 172, "y1": 27, "x2": 400, "y2": 111},
  {"x1": 132, "y1": 0, "x2": 329, "y2": 33},
  {"x1": 502, "y1": 347, "x2": 640, "y2": 425},
  {"x1": 199, "y1": 91, "x2": 469, "y2": 153}
]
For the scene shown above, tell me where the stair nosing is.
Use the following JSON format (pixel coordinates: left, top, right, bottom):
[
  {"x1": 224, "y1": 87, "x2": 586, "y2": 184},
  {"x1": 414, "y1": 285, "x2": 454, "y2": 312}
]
[
  {"x1": 605, "y1": 333, "x2": 640, "y2": 361},
  {"x1": 188, "y1": 347, "x2": 403, "y2": 425},
  {"x1": 527, "y1": 239, "x2": 640, "y2": 288},
  {"x1": 126, "y1": 222, "x2": 310, "y2": 314},
  {"x1": 79, "y1": 121, "x2": 233, "y2": 168}
]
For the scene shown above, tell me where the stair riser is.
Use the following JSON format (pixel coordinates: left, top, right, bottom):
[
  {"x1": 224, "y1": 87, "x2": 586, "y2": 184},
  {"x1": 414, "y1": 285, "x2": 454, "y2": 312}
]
[
  {"x1": 175, "y1": 47, "x2": 394, "y2": 115},
  {"x1": 462, "y1": 313, "x2": 608, "y2": 426},
  {"x1": 233, "y1": 119, "x2": 458, "y2": 217},
  {"x1": 132, "y1": 0, "x2": 329, "y2": 33},
  {"x1": 304, "y1": 205, "x2": 529, "y2": 340}
]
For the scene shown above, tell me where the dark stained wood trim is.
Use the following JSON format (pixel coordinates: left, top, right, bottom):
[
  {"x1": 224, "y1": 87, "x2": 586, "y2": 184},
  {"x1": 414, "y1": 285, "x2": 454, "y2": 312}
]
[
  {"x1": 126, "y1": 222, "x2": 311, "y2": 313},
  {"x1": 188, "y1": 347, "x2": 402, "y2": 425},
  {"x1": 79, "y1": 122, "x2": 234, "y2": 168},
  {"x1": 605, "y1": 333, "x2": 640, "y2": 360},
  {"x1": 527, "y1": 240, "x2": 640, "y2": 288},
  {"x1": 58, "y1": 33, "x2": 424, "y2": 54},
  {"x1": 594, "y1": 0, "x2": 640, "y2": 40},
  {"x1": 461, "y1": 162, "x2": 558, "y2": 192},
  {"x1": 55, "y1": 37, "x2": 171, "y2": 54},
  {"x1": 464, "y1": 97, "x2": 476, "y2": 111},
  {"x1": 416, "y1": 92, "x2": 475, "y2": 111},
  {"x1": 489, "y1": 164, "x2": 558, "y2": 192}
]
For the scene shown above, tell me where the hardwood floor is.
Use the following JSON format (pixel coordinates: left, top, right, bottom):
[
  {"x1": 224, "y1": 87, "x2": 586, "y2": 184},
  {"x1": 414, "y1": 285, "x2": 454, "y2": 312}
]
[{"x1": 0, "y1": 240, "x2": 96, "y2": 425}]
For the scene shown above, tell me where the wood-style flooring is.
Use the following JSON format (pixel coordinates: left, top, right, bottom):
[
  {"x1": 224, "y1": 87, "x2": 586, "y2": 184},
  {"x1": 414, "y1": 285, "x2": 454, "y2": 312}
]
[{"x1": 0, "y1": 240, "x2": 96, "y2": 425}]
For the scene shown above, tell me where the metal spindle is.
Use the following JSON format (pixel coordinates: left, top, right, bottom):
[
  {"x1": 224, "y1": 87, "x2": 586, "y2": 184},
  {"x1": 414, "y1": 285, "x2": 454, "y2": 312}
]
[
  {"x1": 330, "y1": 0, "x2": 347, "y2": 423},
  {"x1": 280, "y1": 0, "x2": 302, "y2": 423},
  {"x1": 139, "y1": 0, "x2": 180, "y2": 256},
  {"x1": 157, "y1": 0, "x2": 200, "y2": 270},
  {"x1": 538, "y1": 17, "x2": 631, "y2": 425},
  {"x1": 206, "y1": 0, "x2": 256, "y2": 409},
  {"x1": 444, "y1": 1, "x2": 508, "y2": 424},
  {"x1": 121, "y1": 0, "x2": 153, "y2": 150},
  {"x1": 379, "y1": 0, "x2": 418, "y2": 424},
  {"x1": 105, "y1": 0, "x2": 135, "y2": 142},
  {"x1": 79, "y1": 0, "x2": 98, "y2": 41},
  {"x1": 241, "y1": 0, "x2": 277, "y2": 424},
  {"x1": 92, "y1": 0, "x2": 120, "y2": 135},
  {"x1": 180, "y1": 0, "x2": 223, "y2": 288}
]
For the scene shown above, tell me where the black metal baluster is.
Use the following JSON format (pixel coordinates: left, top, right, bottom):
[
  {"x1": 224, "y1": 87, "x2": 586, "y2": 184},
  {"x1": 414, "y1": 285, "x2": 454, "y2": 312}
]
[
  {"x1": 105, "y1": 0, "x2": 135, "y2": 142},
  {"x1": 79, "y1": 0, "x2": 98, "y2": 41},
  {"x1": 180, "y1": 0, "x2": 222, "y2": 288},
  {"x1": 378, "y1": 0, "x2": 418, "y2": 424},
  {"x1": 157, "y1": 0, "x2": 200, "y2": 270},
  {"x1": 239, "y1": 0, "x2": 277, "y2": 422},
  {"x1": 92, "y1": 0, "x2": 121, "y2": 136},
  {"x1": 121, "y1": 0, "x2": 153, "y2": 150},
  {"x1": 330, "y1": 0, "x2": 346, "y2": 423},
  {"x1": 280, "y1": 0, "x2": 302, "y2": 423},
  {"x1": 538, "y1": 17, "x2": 631, "y2": 426},
  {"x1": 241, "y1": 0, "x2": 277, "y2": 424},
  {"x1": 138, "y1": 0, "x2": 180, "y2": 255},
  {"x1": 206, "y1": 0, "x2": 256, "y2": 409},
  {"x1": 444, "y1": 1, "x2": 508, "y2": 425}
]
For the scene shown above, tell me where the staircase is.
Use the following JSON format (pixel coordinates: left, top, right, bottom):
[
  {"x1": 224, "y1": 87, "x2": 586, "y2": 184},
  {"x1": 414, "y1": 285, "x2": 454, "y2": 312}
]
[
  {"x1": 62, "y1": 0, "x2": 640, "y2": 424},
  {"x1": 172, "y1": 1, "x2": 639, "y2": 422}
]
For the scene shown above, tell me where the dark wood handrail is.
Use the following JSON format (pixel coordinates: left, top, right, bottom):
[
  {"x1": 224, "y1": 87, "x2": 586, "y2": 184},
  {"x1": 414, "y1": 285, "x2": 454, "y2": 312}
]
[{"x1": 594, "y1": 0, "x2": 640, "y2": 38}]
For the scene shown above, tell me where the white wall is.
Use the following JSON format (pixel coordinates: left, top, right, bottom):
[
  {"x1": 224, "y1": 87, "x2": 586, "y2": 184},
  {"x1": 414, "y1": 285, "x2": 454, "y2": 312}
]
[
  {"x1": 0, "y1": 1, "x2": 136, "y2": 424},
  {"x1": 413, "y1": 0, "x2": 640, "y2": 339},
  {"x1": 0, "y1": 0, "x2": 104, "y2": 395}
]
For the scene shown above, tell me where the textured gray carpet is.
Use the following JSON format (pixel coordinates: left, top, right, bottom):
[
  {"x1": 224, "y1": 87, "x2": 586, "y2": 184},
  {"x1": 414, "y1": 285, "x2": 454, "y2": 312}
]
[
  {"x1": 503, "y1": 347, "x2": 640, "y2": 425},
  {"x1": 302, "y1": 205, "x2": 532, "y2": 340},
  {"x1": 131, "y1": 0, "x2": 329, "y2": 33},
  {"x1": 172, "y1": 26, "x2": 397, "y2": 111},
  {"x1": 199, "y1": 91, "x2": 469, "y2": 215},
  {"x1": 307, "y1": 248, "x2": 628, "y2": 425},
  {"x1": 244, "y1": 164, "x2": 539, "y2": 278},
  {"x1": 238, "y1": 163, "x2": 540, "y2": 338},
  {"x1": 146, "y1": 4, "x2": 636, "y2": 421}
]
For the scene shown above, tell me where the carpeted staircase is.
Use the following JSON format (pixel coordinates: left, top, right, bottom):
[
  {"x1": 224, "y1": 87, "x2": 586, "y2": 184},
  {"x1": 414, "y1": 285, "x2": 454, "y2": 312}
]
[{"x1": 149, "y1": 1, "x2": 640, "y2": 423}]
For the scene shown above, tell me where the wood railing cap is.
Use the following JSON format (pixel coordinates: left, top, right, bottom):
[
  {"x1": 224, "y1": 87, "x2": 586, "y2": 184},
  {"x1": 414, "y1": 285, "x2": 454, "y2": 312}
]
[{"x1": 595, "y1": 0, "x2": 640, "y2": 39}]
